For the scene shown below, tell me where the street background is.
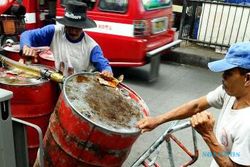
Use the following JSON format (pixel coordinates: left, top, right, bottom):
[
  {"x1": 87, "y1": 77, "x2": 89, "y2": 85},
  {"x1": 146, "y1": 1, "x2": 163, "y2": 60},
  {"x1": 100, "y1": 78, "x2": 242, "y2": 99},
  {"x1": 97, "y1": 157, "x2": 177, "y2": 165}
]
[{"x1": 114, "y1": 61, "x2": 221, "y2": 167}]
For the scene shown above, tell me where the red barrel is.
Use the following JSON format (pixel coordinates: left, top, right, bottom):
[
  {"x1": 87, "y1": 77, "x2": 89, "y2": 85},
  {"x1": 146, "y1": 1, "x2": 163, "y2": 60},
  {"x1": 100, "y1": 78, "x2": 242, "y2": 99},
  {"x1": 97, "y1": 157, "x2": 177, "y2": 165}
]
[
  {"x1": 38, "y1": 49, "x2": 55, "y2": 68},
  {"x1": 0, "y1": 65, "x2": 59, "y2": 166},
  {"x1": 1, "y1": 43, "x2": 21, "y2": 61},
  {"x1": 43, "y1": 73, "x2": 149, "y2": 167}
]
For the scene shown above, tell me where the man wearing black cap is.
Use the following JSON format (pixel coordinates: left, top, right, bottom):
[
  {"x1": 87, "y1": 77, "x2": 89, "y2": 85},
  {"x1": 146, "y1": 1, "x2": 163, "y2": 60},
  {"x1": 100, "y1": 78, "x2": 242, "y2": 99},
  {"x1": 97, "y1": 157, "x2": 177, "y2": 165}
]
[
  {"x1": 20, "y1": 1, "x2": 113, "y2": 77},
  {"x1": 137, "y1": 41, "x2": 250, "y2": 166}
]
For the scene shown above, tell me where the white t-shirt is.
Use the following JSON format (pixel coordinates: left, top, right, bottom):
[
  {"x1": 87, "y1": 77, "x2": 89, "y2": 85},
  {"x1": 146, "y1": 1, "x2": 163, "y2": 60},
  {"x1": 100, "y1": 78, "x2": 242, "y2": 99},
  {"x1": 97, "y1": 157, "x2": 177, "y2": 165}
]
[
  {"x1": 207, "y1": 85, "x2": 250, "y2": 166},
  {"x1": 50, "y1": 25, "x2": 97, "y2": 76}
]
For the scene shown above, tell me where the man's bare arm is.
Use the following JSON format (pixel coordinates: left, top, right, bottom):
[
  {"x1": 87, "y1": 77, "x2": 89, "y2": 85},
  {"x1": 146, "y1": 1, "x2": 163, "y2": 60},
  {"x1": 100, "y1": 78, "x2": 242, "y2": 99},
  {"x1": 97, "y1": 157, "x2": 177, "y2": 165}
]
[
  {"x1": 137, "y1": 96, "x2": 210, "y2": 133},
  {"x1": 191, "y1": 111, "x2": 249, "y2": 167}
]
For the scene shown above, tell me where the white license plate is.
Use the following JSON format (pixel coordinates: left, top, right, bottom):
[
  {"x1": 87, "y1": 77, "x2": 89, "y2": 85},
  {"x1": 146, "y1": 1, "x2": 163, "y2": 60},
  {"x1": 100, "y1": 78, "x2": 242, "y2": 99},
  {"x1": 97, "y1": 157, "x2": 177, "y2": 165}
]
[{"x1": 151, "y1": 17, "x2": 168, "y2": 34}]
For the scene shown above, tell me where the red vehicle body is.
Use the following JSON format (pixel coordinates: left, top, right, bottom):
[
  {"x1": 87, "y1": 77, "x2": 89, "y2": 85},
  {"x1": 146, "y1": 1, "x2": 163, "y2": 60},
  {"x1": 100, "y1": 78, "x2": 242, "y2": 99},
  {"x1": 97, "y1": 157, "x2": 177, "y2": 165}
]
[{"x1": 0, "y1": 0, "x2": 181, "y2": 81}]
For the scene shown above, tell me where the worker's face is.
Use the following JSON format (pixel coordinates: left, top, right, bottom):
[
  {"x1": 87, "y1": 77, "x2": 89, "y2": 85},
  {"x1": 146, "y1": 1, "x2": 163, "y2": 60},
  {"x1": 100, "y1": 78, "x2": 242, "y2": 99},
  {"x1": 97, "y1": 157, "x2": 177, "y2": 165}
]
[
  {"x1": 222, "y1": 68, "x2": 246, "y2": 97},
  {"x1": 65, "y1": 26, "x2": 83, "y2": 40}
]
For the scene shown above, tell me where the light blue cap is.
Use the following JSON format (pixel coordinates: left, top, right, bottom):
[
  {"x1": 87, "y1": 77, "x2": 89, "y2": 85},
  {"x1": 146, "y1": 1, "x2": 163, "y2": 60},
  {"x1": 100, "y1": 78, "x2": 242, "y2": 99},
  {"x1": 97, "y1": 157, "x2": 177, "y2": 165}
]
[{"x1": 208, "y1": 41, "x2": 250, "y2": 72}]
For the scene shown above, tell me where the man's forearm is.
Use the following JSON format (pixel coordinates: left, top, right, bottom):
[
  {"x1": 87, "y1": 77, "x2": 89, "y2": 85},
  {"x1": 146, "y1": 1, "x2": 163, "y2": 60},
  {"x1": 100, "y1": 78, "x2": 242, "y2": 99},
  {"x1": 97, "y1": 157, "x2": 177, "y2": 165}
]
[
  {"x1": 203, "y1": 133, "x2": 239, "y2": 167},
  {"x1": 156, "y1": 96, "x2": 210, "y2": 124}
]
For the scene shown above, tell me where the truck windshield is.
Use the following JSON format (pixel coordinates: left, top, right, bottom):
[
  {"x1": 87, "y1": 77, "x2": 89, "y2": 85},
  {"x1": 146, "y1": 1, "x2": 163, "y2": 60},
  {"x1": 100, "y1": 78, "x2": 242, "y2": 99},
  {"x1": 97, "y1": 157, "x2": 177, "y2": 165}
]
[
  {"x1": 142, "y1": 0, "x2": 171, "y2": 10},
  {"x1": 61, "y1": 0, "x2": 95, "y2": 9},
  {"x1": 98, "y1": 0, "x2": 128, "y2": 13}
]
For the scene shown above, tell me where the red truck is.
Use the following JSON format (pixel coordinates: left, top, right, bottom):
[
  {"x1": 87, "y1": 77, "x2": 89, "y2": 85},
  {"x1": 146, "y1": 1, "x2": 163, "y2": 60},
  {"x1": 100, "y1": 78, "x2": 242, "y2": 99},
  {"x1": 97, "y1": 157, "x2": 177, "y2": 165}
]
[{"x1": 1, "y1": 0, "x2": 181, "y2": 81}]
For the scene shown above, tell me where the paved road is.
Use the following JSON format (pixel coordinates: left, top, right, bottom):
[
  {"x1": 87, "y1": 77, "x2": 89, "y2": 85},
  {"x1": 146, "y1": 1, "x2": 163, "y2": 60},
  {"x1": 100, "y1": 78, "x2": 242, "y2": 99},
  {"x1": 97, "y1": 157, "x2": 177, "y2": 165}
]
[{"x1": 113, "y1": 62, "x2": 221, "y2": 167}]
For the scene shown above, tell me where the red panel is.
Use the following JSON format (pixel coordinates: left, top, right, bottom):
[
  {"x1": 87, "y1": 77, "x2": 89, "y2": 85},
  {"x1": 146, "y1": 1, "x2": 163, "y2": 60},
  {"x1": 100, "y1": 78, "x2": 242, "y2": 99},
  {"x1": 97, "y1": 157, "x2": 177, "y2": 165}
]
[{"x1": 0, "y1": 0, "x2": 15, "y2": 14}]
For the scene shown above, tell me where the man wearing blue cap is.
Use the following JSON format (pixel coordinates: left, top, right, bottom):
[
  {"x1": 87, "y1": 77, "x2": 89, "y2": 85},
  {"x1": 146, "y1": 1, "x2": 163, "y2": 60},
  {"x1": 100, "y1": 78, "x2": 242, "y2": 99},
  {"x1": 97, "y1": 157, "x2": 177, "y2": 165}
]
[{"x1": 137, "y1": 41, "x2": 250, "y2": 166}]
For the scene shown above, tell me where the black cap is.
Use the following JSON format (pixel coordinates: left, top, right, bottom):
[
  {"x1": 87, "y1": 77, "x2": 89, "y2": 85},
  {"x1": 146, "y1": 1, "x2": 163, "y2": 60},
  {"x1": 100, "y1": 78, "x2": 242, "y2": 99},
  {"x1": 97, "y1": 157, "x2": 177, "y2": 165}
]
[{"x1": 56, "y1": 1, "x2": 96, "y2": 29}]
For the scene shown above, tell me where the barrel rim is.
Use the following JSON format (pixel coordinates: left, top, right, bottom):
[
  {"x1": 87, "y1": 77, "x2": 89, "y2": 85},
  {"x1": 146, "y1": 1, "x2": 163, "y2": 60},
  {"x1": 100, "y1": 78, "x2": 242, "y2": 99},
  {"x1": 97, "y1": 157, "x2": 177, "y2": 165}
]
[
  {"x1": 63, "y1": 72, "x2": 150, "y2": 135},
  {"x1": 38, "y1": 50, "x2": 55, "y2": 62}
]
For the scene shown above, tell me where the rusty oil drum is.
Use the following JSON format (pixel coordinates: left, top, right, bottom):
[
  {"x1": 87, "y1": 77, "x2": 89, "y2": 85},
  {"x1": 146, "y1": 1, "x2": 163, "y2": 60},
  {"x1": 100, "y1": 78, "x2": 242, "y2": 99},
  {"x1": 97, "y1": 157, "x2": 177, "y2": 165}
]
[
  {"x1": 1, "y1": 43, "x2": 21, "y2": 61},
  {"x1": 38, "y1": 49, "x2": 55, "y2": 68},
  {"x1": 43, "y1": 72, "x2": 150, "y2": 167},
  {"x1": 0, "y1": 65, "x2": 59, "y2": 166}
]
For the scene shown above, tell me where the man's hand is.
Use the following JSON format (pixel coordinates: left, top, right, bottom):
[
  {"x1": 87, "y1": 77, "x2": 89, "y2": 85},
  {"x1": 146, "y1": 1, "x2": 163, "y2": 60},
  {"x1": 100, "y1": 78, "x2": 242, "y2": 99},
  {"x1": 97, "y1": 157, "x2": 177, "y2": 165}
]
[
  {"x1": 137, "y1": 116, "x2": 161, "y2": 133},
  {"x1": 22, "y1": 45, "x2": 38, "y2": 63},
  {"x1": 101, "y1": 70, "x2": 113, "y2": 80},
  {"x1": 190, "y1": 111, "x2": 215, "y2": 137},
  {"x1": 100, "y1": 70, "x2": 113, "y2": 79}
]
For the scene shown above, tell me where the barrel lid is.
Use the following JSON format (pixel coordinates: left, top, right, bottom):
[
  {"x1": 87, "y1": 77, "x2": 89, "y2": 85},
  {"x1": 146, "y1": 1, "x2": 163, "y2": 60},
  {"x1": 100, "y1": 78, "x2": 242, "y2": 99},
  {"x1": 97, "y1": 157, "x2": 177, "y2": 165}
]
[{"x1": 63, "y1": 73, "x2": 149, "y2": 134}]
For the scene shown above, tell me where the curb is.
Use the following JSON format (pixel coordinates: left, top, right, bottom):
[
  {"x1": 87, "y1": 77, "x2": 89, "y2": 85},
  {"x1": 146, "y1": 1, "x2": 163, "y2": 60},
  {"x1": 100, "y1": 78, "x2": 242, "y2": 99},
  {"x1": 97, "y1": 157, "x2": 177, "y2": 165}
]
[
  {"x1": 162, "y1": 51, "x2": 221, "y2": 69},
  {"x1": 161, "y1": 43, "x2": 224, "y2": 68}
]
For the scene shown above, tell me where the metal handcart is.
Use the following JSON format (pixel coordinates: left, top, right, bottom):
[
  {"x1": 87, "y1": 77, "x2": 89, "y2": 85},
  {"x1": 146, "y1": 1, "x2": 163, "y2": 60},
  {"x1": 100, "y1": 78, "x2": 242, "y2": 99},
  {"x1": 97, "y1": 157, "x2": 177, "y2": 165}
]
[{"x1": 131, "y1": 121, "x2": 199, "y2": 167}]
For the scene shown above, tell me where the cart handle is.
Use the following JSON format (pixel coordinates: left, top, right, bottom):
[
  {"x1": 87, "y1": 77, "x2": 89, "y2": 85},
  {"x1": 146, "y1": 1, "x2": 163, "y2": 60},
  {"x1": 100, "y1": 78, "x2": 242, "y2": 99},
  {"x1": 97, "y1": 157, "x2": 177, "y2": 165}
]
[
  {"x1": 166, "y1": 127, "x2": 199, "y2": 167},
  {"x1": 131, "y1": 121, "x2": 194, "y2": 167},
  {"x1": 12, "y1": 117, "x2": 44, "y2": 167}
]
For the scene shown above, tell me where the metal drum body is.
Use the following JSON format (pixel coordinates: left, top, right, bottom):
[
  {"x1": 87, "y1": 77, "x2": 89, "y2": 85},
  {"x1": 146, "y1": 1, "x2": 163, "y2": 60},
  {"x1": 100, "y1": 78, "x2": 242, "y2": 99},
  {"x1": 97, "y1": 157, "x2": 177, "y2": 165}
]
[
  {"x1": 43, "y1": 72, "x2": 149, "y2": 167},
  {"x1": 1, "y1": 43, "x2": 21, "y2": 61},
  {"x1": 38, "y1": 49, "x2": 55, "y2": 68},
  {"x1": 0, "y1": 66, "x2": 59, "y2": 166}
]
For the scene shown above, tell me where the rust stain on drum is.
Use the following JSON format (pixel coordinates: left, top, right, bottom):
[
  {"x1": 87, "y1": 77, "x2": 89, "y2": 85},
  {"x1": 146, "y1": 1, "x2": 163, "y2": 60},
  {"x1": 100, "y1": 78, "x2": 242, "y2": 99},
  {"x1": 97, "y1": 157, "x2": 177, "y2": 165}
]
[
  {"x1": 85, "y1": 84, "x2": 142, "y2": 128},
  {"x1": 65, "y1": 74, "x2": 143, "y2": 130}
]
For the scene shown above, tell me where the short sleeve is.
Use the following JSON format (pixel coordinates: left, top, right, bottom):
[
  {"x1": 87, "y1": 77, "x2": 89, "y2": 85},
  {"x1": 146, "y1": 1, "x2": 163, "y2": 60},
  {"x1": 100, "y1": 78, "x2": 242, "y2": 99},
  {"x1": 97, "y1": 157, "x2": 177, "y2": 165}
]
[{"x1": 206, "y1": 85, "x2": 226, "y2": 109}]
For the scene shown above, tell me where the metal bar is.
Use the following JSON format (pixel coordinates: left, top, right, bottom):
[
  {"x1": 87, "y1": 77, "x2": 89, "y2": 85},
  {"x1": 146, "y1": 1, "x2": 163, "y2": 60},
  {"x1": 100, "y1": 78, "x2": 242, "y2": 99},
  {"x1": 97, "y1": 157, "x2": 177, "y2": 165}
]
[
  {"x1": 166, "y1": 138, "x2": 175, "y2": 167},
  {"x1": 215, "y1": 4, "x2": 225, "y2": 44},
  {"x1": 197, "y1": 2, "x2": 205, "y2": 40},
  {"x1": 146, "y1": 145, "x2": 161, "y2": 166},
  {"x1": 209, "y1": 3, "x2": 219, "y2": 44},
  {"x1": 169, "y1": 135, "x2": 194, "y2": 156},
  {"x1": 12, "y1": 121, "x2": 29, "y2": 167},
  {"x1": 178, "y1": 0, "x2": 188, "y2": 39},
  {"x1": 165, "y1": 127, "x2": 198, "y2": 167},
  {"x1": 182, "y1": 128, "x2": 199, "y2": 167},
  {"x1": 227, "y1": 6, "x2": 238, "y2": 45},
  {"x1": 131, "y1": 121, "x2": 191, "y2": 167},
  {"x1": 235, "y1": 6, "x2": 245, "y2": 43},
  {"x1": 148, "y1": 54, "x2": 161, "y2": 82},
  {"x1": 221, "y1": 5, "x2": 231, "y2": 46},
  {"x1": 146, "y1": 40, "x2": 182, "y2": 56},
  {"x1": 242, "y1": 8, "x2": 250, "y2": 41},
  {"x1": 12, "y1": 118, "x2": 44, "y2": 167},
  {"x1": 188, "y1": 2, "x2": 197, "y2": 38},
  {"x1": 203, "y1": 3, "x2": 211, "y2": 43}
]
